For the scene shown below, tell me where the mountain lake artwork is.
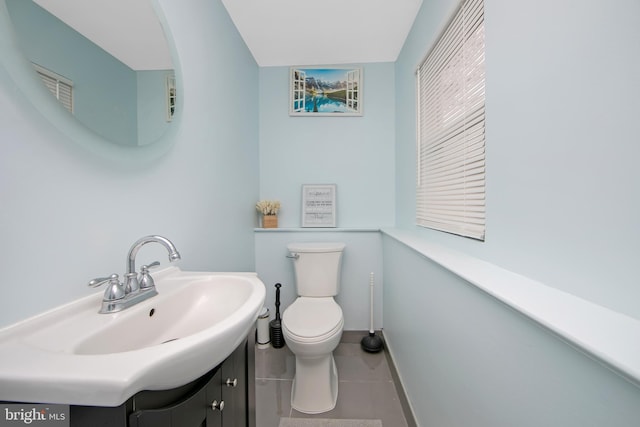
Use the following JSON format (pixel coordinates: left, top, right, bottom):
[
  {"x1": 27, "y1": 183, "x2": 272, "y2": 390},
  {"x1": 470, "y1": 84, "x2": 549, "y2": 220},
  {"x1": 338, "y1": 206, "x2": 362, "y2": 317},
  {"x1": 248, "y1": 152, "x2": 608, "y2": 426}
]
[{"x1": 290, "y1": 67, "x2": 362, "y2": 116}]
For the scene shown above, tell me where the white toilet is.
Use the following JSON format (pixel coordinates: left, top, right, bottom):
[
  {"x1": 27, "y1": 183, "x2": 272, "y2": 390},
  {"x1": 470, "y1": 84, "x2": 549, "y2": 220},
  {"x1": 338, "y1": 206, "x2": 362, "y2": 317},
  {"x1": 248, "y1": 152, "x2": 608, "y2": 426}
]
[{"x1": 282, "y1": 242, "x2": 346, "y2": 414}]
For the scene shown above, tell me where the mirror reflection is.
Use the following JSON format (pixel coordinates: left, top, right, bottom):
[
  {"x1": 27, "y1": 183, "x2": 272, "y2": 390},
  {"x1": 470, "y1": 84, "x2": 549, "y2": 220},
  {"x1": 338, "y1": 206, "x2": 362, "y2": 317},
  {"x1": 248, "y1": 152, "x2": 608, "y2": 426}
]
[{"x1": 6, "y1": 0, "x2": 175, "y2": 147}]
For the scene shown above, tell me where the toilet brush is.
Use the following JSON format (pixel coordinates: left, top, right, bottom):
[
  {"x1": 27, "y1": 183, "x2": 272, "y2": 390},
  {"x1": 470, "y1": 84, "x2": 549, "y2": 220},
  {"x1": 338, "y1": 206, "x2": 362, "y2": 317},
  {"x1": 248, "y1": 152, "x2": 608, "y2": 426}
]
[
  {"x1": 270, "y1": 283, "x2": 285, "y2": 348},
  {"x1": 361, "y1": 272, "x2": 383, "y2": 353}
]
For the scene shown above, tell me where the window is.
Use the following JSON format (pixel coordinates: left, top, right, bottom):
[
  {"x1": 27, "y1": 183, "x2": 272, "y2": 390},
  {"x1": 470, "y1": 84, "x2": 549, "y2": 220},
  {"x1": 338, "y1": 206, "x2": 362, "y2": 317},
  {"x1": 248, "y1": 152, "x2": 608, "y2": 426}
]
[
  {"x1": 166, "y1": 74, "x2": 176, "y2": 121},
  {"x1": 346, "y1": 69, "x2": 359, "y2": 112},
  {"x1": 33, "y1": 63, "x2": 73, "y2": 113},
  {"x1": 416, "y1": 0, "x2": 485, "y2": 240},
  {"x1": 291, "y1": 69, "x2": 306, "y2": 112}
]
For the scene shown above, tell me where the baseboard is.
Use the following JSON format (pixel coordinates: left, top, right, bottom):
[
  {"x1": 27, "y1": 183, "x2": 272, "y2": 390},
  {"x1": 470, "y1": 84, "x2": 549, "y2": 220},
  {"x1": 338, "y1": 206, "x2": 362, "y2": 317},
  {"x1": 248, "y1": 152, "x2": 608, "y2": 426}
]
[{"x1": 380, "y1": 331, "x2": 418, "y2": 427}]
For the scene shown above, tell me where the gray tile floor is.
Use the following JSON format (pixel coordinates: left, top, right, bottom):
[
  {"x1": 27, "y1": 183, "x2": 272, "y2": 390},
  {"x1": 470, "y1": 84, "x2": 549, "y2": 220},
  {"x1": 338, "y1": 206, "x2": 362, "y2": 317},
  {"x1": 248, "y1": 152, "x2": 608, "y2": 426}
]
[{"x1": 254, "y1": 332, "x2": 410, "y2": 427}]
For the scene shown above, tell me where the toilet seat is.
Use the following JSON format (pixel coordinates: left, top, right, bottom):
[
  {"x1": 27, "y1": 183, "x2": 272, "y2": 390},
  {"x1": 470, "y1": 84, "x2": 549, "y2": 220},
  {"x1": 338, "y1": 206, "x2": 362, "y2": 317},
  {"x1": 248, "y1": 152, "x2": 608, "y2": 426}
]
[{"x1": 283, "y1": 297, "x2": 343, "y2": 342}]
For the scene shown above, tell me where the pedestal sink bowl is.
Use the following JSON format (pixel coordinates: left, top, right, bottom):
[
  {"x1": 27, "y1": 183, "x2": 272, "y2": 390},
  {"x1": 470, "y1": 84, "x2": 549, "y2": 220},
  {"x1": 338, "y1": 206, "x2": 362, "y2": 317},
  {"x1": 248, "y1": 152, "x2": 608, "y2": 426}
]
[{"x1": 0, "y1": 266, "x2": 266, "y2": 406}]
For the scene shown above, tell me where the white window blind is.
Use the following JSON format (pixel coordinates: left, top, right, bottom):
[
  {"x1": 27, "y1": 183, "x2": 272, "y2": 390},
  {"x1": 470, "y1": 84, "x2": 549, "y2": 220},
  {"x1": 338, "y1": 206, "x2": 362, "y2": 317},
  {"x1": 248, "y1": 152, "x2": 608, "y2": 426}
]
[
  {"x1": 166, "y1": 74, "x2": 176, "y2": 121},
  {"x1": 416, "y1": 0, "x2": 485, "y2": 240},
  {"x1": 33, "y1": 63, "x2": 73, "y2": 113}
]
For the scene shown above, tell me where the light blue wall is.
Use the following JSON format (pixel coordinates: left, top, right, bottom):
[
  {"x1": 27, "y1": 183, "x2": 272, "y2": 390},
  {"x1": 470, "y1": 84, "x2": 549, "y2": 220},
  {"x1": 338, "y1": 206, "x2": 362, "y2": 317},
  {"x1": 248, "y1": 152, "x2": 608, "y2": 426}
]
[
  {"x1": 383, "y1": 236, "x2": 640, "y2": 426},
  {"x1": 255, "y1": 64, "x2": 395, "y2": 330},
  {"x1": 387, "y1": 0, "x2": 640, "y2": 424},
  {"x1": 258, "y1": 64, "x2": 395, "y2": 229},
  {"x1": 137, "y1": 70, "x2": 173, "y2": 145},
  {"x1": 0, "y1": 0, "x2": 259, "y2": 327},
  {"x1": 394, "y1": 0, "x2": 640, "y2": 319}
]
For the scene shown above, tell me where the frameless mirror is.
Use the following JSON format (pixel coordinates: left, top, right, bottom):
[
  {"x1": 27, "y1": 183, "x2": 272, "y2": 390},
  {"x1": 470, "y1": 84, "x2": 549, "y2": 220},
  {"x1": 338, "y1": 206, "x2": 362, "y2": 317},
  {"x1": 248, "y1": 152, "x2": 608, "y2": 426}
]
[{"x1": 5, "y1": 0, "x2": 176, "y2": 147}]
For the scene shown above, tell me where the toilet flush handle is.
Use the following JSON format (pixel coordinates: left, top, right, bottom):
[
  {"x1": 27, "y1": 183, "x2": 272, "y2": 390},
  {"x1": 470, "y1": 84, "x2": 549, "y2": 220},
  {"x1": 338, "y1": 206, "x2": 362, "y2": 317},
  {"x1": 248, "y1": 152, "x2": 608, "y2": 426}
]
[{"x1": 286, "y1": 253, "x2": 299, "y2": 259}]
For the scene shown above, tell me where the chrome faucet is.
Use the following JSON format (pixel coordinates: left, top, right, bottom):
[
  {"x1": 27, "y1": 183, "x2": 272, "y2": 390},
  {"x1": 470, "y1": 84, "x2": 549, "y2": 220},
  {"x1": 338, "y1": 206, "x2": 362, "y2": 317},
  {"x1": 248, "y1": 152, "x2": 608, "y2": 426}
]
[
  {"x1": 88, "y1": 235, "x2": 181, "y2": 314},
  {"x1": 124, "y1": 235, "x2": 181, "y2": 294}
]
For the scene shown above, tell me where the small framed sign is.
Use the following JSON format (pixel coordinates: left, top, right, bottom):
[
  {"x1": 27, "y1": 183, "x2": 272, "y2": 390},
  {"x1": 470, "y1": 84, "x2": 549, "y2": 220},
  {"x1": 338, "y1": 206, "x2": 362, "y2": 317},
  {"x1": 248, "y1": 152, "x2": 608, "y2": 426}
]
[{"x1": 301, "y1": 184, "x2": 337, "y2": 227}]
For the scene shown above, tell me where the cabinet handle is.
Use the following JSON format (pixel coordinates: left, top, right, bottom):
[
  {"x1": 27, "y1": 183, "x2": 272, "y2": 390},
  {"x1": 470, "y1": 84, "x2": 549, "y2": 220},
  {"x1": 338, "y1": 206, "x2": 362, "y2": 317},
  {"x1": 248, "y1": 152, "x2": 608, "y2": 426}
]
[
  {"x1": 226, "y1": 378, "x2": 238, "y2": 387},
  {"x1": 211, "y1": 400, "x2": 225, "y2": 411}
]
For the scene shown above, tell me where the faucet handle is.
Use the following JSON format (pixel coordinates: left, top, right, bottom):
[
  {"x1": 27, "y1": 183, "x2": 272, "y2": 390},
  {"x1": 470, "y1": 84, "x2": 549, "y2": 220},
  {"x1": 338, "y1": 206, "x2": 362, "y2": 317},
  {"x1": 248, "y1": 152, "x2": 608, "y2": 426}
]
[
  {"x1": 104, "y1": 275, "x2": 126, "y2": 301},
  {"x1": 88, "y1": 274, "x2": 125, "y2": 302},
  {"x1": 88, "y1": 274, "x2": 118, "y2": 288},
  {"x1": 139, "y1": 262, "x2": 159, "y2": 290}
]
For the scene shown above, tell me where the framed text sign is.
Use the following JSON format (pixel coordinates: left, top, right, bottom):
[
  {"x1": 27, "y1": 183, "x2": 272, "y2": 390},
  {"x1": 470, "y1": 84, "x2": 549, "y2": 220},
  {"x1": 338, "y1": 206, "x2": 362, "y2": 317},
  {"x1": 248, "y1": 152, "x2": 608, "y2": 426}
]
[{"x1": 301, "y1": 184, "x2": 336, "y2": 227}]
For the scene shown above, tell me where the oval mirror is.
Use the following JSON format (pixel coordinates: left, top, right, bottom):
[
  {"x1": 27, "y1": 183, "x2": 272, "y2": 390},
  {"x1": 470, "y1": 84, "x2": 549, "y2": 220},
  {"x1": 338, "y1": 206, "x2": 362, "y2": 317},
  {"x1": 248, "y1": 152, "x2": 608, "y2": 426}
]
[{"x1": 5, "y1": 0, "x2": 175, "y2": 147}]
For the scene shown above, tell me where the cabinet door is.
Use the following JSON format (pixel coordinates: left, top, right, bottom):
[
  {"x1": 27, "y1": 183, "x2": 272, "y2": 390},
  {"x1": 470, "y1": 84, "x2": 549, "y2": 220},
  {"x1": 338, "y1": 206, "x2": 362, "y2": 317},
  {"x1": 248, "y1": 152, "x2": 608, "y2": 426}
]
[
  {"x1": 222, "y1": 341, "x2": 247, "y2": 427},
  {"x1": 70, "y1": 404, "x2": 128, "y2": 427},
  {"x1": 206, "y1": 367, "x2": 223, "y2": 427},
  {"x1": 130, "y1": 369, "x2": 221, "y2": 427}
]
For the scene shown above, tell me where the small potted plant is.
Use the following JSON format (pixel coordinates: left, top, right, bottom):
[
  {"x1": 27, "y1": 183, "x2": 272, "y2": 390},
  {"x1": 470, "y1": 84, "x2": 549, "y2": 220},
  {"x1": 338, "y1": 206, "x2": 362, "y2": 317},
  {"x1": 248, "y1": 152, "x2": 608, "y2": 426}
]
[{"x1": 256, "y1": 200, "x2": 281, "y2": 228}]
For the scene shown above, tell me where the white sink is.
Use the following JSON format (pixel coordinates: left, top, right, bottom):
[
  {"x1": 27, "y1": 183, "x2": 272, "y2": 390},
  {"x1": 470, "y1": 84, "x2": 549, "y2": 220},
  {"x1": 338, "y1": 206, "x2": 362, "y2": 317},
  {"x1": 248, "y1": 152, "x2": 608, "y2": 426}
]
[{"x1": 0, "y1": 266, "x2": 266, "y2": 406}]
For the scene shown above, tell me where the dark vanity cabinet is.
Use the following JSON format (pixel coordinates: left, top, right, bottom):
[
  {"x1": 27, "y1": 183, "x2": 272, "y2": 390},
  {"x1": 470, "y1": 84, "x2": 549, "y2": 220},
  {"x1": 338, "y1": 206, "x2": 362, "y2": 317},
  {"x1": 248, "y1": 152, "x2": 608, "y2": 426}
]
[
  {"x1": 127, "y1": 366, "x2": 224, "y2": 427},
  {"x1": 219, "y1": 340, "x2": 248, "y2": 427},
  {"x1": 69, "y1": 339, "x2": 248, "y2": 427}
]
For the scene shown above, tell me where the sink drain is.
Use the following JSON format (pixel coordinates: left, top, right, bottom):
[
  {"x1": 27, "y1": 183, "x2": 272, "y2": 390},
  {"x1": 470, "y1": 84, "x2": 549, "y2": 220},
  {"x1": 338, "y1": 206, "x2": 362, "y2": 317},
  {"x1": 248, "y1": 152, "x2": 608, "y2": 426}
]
[{"x1": 161, "y1": 338, "x2": 179, "y2": 344}]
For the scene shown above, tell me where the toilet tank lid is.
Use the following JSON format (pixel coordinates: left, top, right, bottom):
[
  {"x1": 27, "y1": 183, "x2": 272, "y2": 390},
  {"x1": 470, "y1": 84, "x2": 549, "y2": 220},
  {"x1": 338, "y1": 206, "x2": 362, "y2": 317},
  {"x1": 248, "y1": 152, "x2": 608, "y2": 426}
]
[{"x1": 287, "y1": 242, "x2": 346, "y2": 253}]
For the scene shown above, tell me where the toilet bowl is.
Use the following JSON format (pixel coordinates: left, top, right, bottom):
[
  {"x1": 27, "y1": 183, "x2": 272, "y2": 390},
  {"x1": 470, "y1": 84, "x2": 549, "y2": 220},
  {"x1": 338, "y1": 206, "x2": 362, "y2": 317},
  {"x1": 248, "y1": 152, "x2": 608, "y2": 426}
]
[{"x1": 282, "y1": 242, "x2": 346, "y2": 414}]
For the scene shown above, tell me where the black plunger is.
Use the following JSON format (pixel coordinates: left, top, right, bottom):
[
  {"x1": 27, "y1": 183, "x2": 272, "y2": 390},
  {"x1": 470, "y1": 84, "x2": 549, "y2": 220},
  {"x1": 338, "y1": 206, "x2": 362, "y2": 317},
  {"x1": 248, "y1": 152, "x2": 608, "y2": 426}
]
[
  {"x1": 361, "y1": 273, "x2": 383, "y2": 353},
  {"x1": 270, "y1": 283, "x2": 285, "y2": 348}
]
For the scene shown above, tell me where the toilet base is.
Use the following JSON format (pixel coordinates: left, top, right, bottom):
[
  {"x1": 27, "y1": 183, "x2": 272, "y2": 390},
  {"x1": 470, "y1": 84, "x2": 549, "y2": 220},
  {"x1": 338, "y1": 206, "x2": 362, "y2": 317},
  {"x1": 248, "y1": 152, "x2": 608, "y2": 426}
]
[{"x1": 291, "y1": 353, "x2": 338, "y2": 414}]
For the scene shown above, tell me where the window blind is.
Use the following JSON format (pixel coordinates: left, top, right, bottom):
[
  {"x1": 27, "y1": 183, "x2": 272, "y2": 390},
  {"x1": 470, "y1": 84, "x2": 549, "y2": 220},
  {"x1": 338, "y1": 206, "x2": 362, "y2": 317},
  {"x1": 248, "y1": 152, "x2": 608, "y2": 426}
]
[
  {"x1": 166, "y1": 74, "x2": 176, "y2": 121},
  {"x1": 416, "y1": 0, "x2": 485, "y2": 240},
  {"x1": 33, "y1": 64, "x2": 73, "y2": 113}
]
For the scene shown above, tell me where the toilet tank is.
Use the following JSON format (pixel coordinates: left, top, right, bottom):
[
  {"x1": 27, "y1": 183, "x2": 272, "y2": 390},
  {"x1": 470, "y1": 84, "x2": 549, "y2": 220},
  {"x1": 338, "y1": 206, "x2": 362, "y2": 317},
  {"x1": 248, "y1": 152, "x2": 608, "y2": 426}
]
[{"x1": 287, "y1": 242, "x2": 346, "y2": 297}]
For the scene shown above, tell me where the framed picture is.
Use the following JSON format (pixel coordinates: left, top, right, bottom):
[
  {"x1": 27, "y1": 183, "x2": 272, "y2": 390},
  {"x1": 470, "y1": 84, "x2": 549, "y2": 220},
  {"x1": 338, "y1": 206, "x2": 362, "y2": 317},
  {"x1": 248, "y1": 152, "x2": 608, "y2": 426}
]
[
  {"x1": 301, "y1": 184, "x2": 337, "y2": 227},
  {"x1": 290, "y1": 67, "x2": 362, "y2": 116}
]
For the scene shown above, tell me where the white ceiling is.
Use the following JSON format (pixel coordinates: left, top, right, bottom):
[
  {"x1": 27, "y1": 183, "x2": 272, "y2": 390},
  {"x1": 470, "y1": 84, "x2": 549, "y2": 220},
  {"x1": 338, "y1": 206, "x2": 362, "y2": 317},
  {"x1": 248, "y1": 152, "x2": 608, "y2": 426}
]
[
  {"x1": 31, "y1": 0, "x2": 423, "y2": 69},
  {"x1": 33, "y1": 0, "x2": 173, "y2": 71},
  {"x1": 221, "y1": 0, "x2": 423, "y2": 66}
]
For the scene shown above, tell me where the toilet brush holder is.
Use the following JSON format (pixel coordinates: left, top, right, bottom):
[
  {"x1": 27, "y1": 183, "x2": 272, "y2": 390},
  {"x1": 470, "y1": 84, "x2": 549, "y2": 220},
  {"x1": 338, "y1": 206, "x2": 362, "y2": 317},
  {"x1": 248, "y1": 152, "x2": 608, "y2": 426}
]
[{"x1": 270, "y1": 283, "x2": 285, "y2": 348}]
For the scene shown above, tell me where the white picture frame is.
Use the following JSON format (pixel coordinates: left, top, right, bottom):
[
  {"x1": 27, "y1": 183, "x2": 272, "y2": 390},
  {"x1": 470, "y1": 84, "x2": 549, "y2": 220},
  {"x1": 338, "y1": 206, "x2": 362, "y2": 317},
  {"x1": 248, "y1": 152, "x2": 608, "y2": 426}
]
[{"x1": 301, "y1": 184, "x2": 337, "y2": 227}]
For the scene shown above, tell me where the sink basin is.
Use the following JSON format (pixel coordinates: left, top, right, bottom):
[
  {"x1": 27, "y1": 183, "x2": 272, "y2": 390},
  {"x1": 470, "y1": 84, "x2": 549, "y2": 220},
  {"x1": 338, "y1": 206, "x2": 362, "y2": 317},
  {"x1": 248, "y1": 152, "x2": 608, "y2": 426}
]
[{"x1": 0, "y1": 266, "x2": 266, "y2": 406}]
